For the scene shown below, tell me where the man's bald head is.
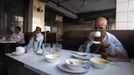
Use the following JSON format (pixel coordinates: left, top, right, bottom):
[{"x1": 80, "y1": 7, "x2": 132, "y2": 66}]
[{"x1": 95, "y1": 16, "x2": 108, "y2": 31}]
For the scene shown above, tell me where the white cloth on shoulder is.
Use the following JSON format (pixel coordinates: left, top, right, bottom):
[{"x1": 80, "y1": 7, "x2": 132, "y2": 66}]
[{"x1": 25, "y1": 33, "x2": 44, "y2": 52}]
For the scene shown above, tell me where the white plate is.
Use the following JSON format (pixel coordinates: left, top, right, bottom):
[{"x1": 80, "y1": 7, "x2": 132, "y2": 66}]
[
  {"x1": 75, "y1": 52, "x2": 88, "y2": 56},
  {"x1": 57, "y1": 62, "x2": 90, "y2": 74},
  {"x1": 72, "y1": 53, "x2": 94, "y2": 60},
  {"x1": 36, "y1": 53, "x2": 43, "y2": 55},
  {"x1": 36, "y1": 50, "x2": 43, "y2": 55},
  {"x1": 36, "y1": 52, "x2": 43, "y2": 55},
  {"x1": 12, "y1": 52, "x2": 24, "y2": 56}
]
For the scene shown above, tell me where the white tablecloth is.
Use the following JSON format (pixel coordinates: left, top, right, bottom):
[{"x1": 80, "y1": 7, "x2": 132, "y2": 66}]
[{"x1": 6, "y1": 49, "x2": 134, "y2": 75}]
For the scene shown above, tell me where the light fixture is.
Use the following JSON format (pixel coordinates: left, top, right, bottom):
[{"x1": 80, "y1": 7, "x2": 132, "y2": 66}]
[{"x1": 80, "y1": 0, "x2": 89, "y2": 7}]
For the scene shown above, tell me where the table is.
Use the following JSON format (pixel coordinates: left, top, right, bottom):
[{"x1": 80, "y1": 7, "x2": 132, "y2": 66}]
[
  {"x1": 0, "y1": 40, "x2": 16, "y2": 43},
  {"x1": 0, "y1": 40, "x2": 17, "y2": 58},
  {"x1": 0, "y1": 40, "x2": 17, "y2": 53},
  {"x1": 6, "y1": 50, "x2": 134, "y2": 75}
]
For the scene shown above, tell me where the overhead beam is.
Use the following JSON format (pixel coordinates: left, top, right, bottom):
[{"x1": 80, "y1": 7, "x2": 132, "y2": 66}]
[{"x1": 45, "y1": 0, "x2": 77, "y2": 19}]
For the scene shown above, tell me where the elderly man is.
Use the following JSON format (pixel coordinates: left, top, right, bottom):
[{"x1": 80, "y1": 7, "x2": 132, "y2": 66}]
[
  {"x1": 26, "y1": 27, "x2": 44, "y2": 52},
  {"x1": 80, "y1": 16, "x2": 128, "y2": 59}
]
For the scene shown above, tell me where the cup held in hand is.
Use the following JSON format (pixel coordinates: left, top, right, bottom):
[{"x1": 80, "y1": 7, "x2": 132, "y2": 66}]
[{"x1": 94, "y1": 31, "x2": 101, "y2": 38}]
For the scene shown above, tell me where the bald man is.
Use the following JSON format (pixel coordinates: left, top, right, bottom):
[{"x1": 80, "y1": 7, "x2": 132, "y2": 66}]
[{"x1": 80, "y1": 16, "x2": 128, "y2": 59}]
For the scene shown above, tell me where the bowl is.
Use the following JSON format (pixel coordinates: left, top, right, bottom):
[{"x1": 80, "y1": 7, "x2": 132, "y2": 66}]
[
  {"x1": 45, "y1": 54, "x2": 60, "y2": 63},
  {"x1": 90, "y1": 57, "x2": 109, "y2": 69},
  {"x1": 65, "y1": 59, "x2": 86, "y2": 70}
]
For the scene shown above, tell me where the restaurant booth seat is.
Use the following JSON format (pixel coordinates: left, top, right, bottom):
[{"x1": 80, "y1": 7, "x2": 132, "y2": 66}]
[{"x1": 62, "y1": 30, "x2": 134, "y2": 58}]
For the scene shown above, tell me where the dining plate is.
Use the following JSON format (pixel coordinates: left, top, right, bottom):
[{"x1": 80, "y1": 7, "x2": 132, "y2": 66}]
[
  {"x1": 57, "y1": 62, "x2": 90, "y2": 74},
  {"x1": 12, "y1": 52, "x2": 24, "y2": 56},
  {"x1": 74, "y1": 52, "x2": 88, "y2": 56},
  {"x1": 36, "y1": 50, "x2": 43, "y2": 55},
  {"x1": 72, "y1": 52, "x2": 94, "y2": 60}
]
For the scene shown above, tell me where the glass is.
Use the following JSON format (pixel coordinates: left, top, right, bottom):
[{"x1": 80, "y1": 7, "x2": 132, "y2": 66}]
[
  {"x1": 33, "y1": 41, "x2": 39, "y2": 53},
  {"x1": 52, "y1": 43, "x2": 62, "y2": 54},
  {"x1": 53, "y1": 44, "x2": 62, "y2": 51},
  {"x1": 42, "y1": 43, "x2": 51, "y2": 55}
]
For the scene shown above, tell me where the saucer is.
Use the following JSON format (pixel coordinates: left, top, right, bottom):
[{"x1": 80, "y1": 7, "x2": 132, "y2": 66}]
[
  {"x1": 72, "y1": 53, "x2": 94, "y2": 60},
  {"x1": 74, "y1": 52, "x2": 88, "y2": 56},
  {"x1": 57, "y1": 62, "x2": 90, "y2": 73},
  {"x1": 36, "y1": 52, "x2": 43, "y2": 55},
  {"x1": 12, "y1": 52, "x2": 24, "y2": 56},
  {"x1": 36, "y1": 49, "x2": 43, "y2": 55}
]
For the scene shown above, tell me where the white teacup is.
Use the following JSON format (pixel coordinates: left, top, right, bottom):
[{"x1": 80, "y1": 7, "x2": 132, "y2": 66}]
[
  {"x1": 15, "y1": 47, "x2": 25, "y2": 55},
  {"x1": 94, "y1": 31, "x2": 101, "y2": 38}
]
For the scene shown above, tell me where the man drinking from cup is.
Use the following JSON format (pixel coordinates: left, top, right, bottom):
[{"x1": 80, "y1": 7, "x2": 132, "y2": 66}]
[{"x1": 79, "y1": 16, "x2": 128, "y2": 59}]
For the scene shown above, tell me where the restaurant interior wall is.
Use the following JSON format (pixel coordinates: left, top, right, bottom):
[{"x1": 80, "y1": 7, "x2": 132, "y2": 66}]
[
  {"x1": 116, "y1": 0, "x2": 134, "y2": 30},
  {"x1": 63, "y1": 9, "x2": 116, "y2": 31}
]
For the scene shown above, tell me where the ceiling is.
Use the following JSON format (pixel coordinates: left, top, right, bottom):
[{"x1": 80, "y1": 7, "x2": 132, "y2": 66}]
[
  {"x1": 51, "y1": 0, "x2": 115, "y2": 13},
  {"x1": 1, "y1": 0, "x2": 116, "y2": 19},
  {"x1": 45, "y1": 0, "x2": 116, "y2": 18}
]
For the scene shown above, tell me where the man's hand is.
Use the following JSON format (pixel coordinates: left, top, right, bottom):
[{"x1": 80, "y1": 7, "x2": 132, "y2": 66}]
[
  {"x1": 101, "y1": 41, "x2": 110, "y2": 49},
  {"x1": 107, "y1": 52, "x2": 129, "y2": 59}
]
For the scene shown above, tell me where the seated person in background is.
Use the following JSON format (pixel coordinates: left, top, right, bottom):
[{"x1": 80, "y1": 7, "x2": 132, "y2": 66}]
[
  {"x1": 10, "y1": 26, "x2": 25, "y2": 45},
  {"x1": 79, "y1": 16, "x2": 128, "y2": 59},
  {"x1": 25, "y1": 27, "x2": 44, "y2": 52}
]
